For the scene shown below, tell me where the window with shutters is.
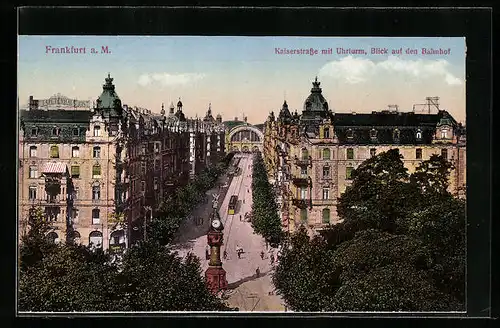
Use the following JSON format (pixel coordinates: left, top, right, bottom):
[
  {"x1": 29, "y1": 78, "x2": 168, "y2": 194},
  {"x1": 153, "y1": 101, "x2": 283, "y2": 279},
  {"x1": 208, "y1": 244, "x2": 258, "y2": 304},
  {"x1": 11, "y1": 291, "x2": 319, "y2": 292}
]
[
  {"x1": 29, "y1": 146, "x2": 37, "y2": 157},
  {"x1": 72, "y1": 146, "x2": 79, "y2": 158},
  {"x1": 92, "y1": 186, "x2": 100, "y2": 200},
  {"x1": 323, "y1": 166, "x2": 330, "y2": 178},
  {"x1": 416, "y1": 148, "x2": 422, "y2": 159},
  {"x1": 441, "y1": 148, "x2": 448, "y2": 159},
  {"x1": 441, "y1": 129, "x2": 448, "y2": 139},
  {"x1": 324, "y1": 127, "x2": 330, "y2": 138},
  {"x1": 92, "y1": 209, "x2": 100, "y2": 224},
  {"x1": 300, "y1": 187, "x2": 307, "y2": 200},
  {"x1": 92, "y1": 165, "x2": 101, "y2": 178},
  {"x1": 346, "y1": 148, "x2": 354, "y2": 159},
  {"x1": 71, "y1": 165, "x2": 80, "y2": 178},
  {"x1": 93, "y1": 126, "x2": 101, "y2": 137},
  {"x1": 93, "y1": 146, "x2": 101, "y2": 158},
  {"x1": 323, "y1": 148, "x2": 331, "y2": 160},
  {"x1": 322, "y1": 188, "x2": 329, "y2": 200},
  {"x1": 50, "y1": 145, "x2": 59, "y2": 158},
  {"x1": 346, "y1": 167, "x2": 354, "y2": 180},
  {"x1": 29, "y1": 186, "x2": 37, "y2": 200},
  {"x1": 29, "y1": 166, "x2": 38, "y2": 179},
  {"x1": 322, "y1": 208, "x2": 330, "y2": 224}
]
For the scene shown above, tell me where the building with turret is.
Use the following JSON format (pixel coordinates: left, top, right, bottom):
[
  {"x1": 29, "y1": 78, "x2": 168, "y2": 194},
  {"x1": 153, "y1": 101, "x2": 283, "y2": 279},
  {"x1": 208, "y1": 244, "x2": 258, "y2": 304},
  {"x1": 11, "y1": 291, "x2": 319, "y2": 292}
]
[
  {"x1": 263, "y1": 78, "x2": 466, "y2": 235},
  {"x1": 18, "y1": 74, "x2": 226, "y2": 250}
]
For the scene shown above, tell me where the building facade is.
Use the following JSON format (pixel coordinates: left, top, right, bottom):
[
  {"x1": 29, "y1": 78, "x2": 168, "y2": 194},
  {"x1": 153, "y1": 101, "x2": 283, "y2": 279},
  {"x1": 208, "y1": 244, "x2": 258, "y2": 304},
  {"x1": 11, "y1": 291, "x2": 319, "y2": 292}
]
[
  {"x1": 223, "y1": 116, "x2": 264, "y2": 153},
  {"x1": 18, "y1": 75, "x2": 226, "y2": 251},
  {"x1": 263, "y1": 78, "x2": 466, "y2": 234}
]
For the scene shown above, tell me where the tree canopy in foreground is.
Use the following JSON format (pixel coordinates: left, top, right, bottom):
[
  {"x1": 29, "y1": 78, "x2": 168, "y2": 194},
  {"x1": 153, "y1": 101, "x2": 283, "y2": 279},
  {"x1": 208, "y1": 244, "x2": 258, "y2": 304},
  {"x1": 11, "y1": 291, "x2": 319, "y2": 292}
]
[{"x1": 273, "y1": 150, "x2": 465, "y2": 312}]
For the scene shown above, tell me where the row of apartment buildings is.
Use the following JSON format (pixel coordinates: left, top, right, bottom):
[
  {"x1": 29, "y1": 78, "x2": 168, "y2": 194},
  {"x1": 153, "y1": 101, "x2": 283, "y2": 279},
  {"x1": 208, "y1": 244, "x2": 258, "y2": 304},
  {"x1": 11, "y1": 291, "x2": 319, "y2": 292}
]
[
  {"x1": 263, "y1": 78, "x2": 466, "y2": 234},
  {"x1": 18, "y1": 74, "x2": 226, "y2": 251}
]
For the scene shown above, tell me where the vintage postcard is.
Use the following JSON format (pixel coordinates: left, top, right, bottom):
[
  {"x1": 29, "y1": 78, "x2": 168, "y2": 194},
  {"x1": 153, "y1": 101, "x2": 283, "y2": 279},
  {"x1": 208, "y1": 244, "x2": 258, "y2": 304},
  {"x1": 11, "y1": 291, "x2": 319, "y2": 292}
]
[{"x1": 17, "y1": 35, "x2": 466, "y2": 313}]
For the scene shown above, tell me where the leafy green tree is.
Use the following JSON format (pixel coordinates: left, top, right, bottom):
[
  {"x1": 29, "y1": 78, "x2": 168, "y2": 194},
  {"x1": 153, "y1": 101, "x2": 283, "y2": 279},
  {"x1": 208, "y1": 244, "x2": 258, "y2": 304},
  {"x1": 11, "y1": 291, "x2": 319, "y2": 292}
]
[
  {"x1": 152, "y1": 157, "x2": 231, "y2": 246},
  {"x1": 274, "y1": 149, "x2": 465, "y2": 311},
  {"x1": 19, "y1": 242, "x2": 121, "y2": 312},
  {"x1": 410, "y1": 154, "x2": 454, "y2": 196},
  {"x1": 337, "y1": 149, "x2": 419, "y2": 234},
  {"x1": 117, "y1": 241, "x2": 230, "y2": 311},
  {"x1": 19, "y1": 207, "x2": 58, "y2": 272},
  {"x1": 272, "y1": 227, "x2": 337, "y2": 311},
  {"x1": 251, "y1": 152, "x2": 284, "y2": 246}
]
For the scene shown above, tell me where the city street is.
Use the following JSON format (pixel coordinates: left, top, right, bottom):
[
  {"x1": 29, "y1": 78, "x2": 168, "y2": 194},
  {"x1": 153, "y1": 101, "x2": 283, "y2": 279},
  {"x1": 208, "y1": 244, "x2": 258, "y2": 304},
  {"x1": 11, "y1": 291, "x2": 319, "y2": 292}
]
[{"x1": 172, "y1": 153, "x2": 285, "y2": 311}]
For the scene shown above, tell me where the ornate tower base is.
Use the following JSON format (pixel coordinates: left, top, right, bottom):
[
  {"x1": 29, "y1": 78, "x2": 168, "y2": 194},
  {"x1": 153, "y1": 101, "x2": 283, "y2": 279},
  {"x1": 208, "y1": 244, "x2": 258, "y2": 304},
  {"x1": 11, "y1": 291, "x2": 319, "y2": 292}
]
[
  {"x1": 205, "y1": 204, "x2": 228, "y2": 295},
  {"x1": 205, "y1": 266, "x2": 228, "y2": 294}
]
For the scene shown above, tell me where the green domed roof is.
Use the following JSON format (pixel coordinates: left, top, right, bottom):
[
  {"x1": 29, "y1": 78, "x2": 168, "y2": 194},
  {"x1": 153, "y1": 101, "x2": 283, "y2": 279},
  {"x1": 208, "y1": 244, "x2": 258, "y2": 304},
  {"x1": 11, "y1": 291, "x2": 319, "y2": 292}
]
[
  {"x1": 303, "y1": 77, "x2": 329, "y2": 112},
  {"x1": 96, "y1": 74, "x2": 121, "y2": 110}
]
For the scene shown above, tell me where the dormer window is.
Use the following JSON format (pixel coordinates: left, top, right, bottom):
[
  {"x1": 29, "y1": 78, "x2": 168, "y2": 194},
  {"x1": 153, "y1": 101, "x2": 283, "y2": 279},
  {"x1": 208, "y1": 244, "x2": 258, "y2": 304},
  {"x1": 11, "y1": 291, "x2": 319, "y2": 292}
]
[
  {"x1": 31, "y1": 127, "x2": 38, "y2": 136},
  {"x1": 393, "y1": 128, "x2": 400, "y2": 140},
  {"x1": 324, "y1": 127, "x2": 330, "y2": 139},
  {"x1": 93, "y1": 126, "x2": 101, "y2": 137},
  {"x1": 52, "y1": 127, "x2": 60, "y2": 136},
  {"x1": 346, "y1": 129, "x2": 354, "y2": 139},
  {"x1": 370, "y1": 129, "x2": 378, "y2": 138},
  {"x1": 441, "y1": 129, "x2": 448, "y2": 139},
  {"x1": 416, "y1": 129, "x2": 422, "y2": 140},
  {"x1": 73, "y1": 128, "x2": 80, "y2": 136}
]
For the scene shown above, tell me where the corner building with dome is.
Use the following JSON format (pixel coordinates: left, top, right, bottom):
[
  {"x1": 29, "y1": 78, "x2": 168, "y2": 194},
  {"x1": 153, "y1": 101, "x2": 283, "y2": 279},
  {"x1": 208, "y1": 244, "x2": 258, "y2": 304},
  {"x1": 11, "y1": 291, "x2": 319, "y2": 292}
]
[{"x1": 263, "y1": 78, "x2": 466, "y2": 235}]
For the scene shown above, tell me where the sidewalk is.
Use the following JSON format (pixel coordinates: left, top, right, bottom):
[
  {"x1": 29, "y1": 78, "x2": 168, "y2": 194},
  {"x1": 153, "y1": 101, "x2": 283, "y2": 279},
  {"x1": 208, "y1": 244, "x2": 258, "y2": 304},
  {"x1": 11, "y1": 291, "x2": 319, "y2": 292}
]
[{"x1": 172, "y1": 153, "x2": 285, "y2": 312}]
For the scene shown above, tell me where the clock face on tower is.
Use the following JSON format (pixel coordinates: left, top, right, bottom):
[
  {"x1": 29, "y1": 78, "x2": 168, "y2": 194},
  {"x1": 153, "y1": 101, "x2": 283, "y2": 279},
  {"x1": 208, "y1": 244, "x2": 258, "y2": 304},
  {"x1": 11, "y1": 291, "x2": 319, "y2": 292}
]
[{"x1": 211, "y1": 219, "x2": 221, "y2": 229}]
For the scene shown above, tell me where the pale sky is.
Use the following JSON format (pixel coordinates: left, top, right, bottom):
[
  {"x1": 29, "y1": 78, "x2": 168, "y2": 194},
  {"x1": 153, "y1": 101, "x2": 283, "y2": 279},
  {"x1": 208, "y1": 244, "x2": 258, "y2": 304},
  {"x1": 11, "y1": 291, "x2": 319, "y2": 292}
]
[{"x1": 18, "y1": 36, "x2": 466, "y2": 124}]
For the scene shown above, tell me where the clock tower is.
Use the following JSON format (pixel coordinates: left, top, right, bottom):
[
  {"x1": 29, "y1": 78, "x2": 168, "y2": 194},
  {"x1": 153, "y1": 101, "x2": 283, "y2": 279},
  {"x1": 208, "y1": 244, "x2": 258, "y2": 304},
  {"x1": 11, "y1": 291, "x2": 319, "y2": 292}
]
[{"x1": 205, "y1": 208, "x2": 228, "y2": 294}]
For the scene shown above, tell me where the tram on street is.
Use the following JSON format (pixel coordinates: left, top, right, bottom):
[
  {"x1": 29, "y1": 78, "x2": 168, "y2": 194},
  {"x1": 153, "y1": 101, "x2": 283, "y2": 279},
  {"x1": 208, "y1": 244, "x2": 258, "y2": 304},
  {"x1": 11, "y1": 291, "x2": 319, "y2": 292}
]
[{"x1": 228, "y1": 195, "x2": 238, "y2": 215}]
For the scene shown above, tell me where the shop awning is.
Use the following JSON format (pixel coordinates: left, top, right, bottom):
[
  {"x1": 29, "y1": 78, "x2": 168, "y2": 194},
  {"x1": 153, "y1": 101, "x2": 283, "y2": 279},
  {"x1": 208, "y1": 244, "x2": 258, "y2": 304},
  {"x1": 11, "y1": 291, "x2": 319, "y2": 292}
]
[{"x1": 42, "y1": 162, "x2": 67, "y2": 174}]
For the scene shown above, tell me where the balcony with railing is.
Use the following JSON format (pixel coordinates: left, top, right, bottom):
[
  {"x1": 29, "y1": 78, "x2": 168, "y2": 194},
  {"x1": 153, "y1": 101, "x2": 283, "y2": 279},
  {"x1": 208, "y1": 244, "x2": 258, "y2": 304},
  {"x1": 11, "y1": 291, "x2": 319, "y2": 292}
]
[
  {"x1": 292, "y1": 198, "x2": 309, "y2": 209},
  {"x1": 292, "y1": 175, "x2": 311, "y2": 187},
  {"x1": 294, "y1": 155, "x2": 312, "y2": 167}
]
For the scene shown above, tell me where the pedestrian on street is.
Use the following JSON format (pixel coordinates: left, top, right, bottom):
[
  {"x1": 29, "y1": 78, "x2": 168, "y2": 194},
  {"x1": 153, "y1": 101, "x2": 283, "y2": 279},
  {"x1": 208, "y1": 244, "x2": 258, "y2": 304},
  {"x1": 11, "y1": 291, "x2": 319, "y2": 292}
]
[
  {"x1": 260, "y1": 250, "x2": 265, "y2": 260},
  {"x1": 255, "y1": 267, "x2": 260, "y2": 278},
  {"x1": 223, "y1": 250, "x2": 228, "y2": 260},
  {"x1": 205, "y1": 246, "x2": 210, "y2": 260},
  {"x1": 270, "y1": 253, "x2": 275, "y2": 264},
  {"x1": 239, "y1": 214, "x2": 242, "y2": 221}
]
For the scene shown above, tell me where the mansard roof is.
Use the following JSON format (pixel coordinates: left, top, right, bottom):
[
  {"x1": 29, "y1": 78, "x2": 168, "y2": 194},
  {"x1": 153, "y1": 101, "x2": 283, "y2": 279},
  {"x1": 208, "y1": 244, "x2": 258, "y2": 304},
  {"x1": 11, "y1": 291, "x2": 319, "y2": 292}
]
[
  {"x1": 333, "y1": 111, "x2": 444, "y2": 127},
  {"x1": 20, "y1": 109, "x2": 93, "y2": 123},
  {"x1": 96, "y1": 74, "x2": 122, "y2": 117}
]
